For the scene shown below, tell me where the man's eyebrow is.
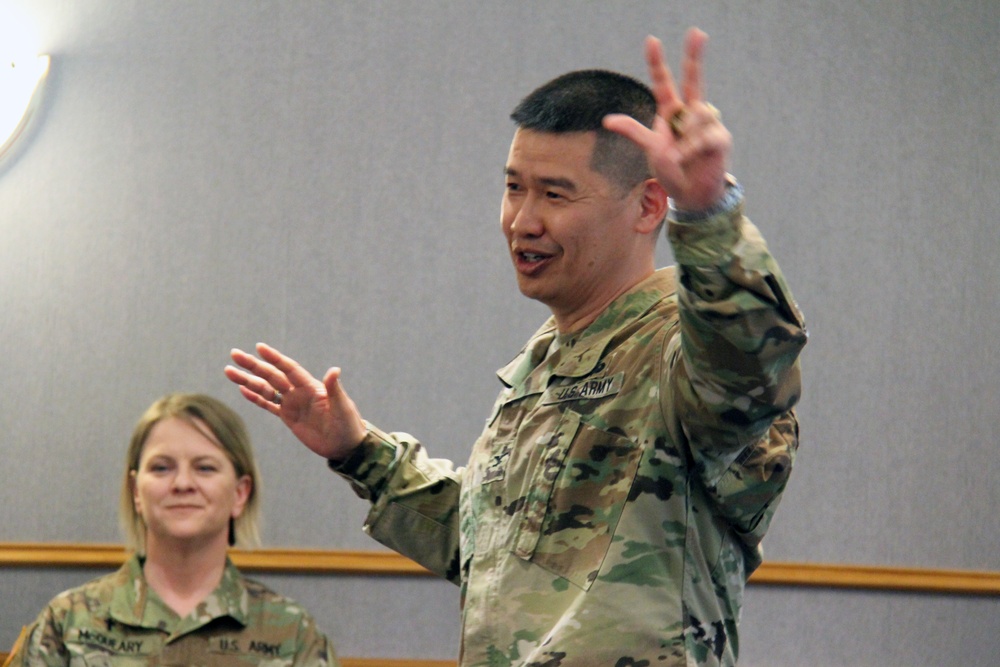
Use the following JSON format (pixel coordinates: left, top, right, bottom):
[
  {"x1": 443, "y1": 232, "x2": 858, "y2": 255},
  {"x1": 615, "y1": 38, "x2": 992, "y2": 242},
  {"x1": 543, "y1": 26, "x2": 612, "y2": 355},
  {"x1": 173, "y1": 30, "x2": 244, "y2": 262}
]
[{"x1": 504, "y1": 167, "x2": 577, "y2": 192}]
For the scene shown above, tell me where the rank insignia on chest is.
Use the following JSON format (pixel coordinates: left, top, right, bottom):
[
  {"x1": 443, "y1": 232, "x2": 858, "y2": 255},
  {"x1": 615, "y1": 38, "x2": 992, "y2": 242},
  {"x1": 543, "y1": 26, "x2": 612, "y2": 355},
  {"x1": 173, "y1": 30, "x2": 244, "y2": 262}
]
[
  {"x1": 541, "y1": 372, "x2": 624, "y2": 405},
  {"x1": 482, "y1": 440, "x2": 512, "y2": 484}
]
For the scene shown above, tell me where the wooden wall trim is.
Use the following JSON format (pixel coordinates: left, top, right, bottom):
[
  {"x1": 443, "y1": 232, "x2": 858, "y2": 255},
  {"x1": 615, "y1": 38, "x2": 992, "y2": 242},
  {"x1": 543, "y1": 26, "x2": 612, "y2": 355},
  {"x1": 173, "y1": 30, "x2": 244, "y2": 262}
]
[
  {"x1": 0, "y1": 543, "x2": 430, "y2": 575},
  {"x1": 1, "y1": 542, "x2": 998, "y2": 596},
  {"x1": 749, "y1": 560, "x2": 1000, "y2": 595}
]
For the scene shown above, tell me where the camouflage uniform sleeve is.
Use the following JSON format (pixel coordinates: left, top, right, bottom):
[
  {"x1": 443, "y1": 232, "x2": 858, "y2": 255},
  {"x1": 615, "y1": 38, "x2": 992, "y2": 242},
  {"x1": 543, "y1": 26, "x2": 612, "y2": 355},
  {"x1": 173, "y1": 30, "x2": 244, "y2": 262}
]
[
  {"x1": 291, "y1": 611, "x2": 341, "y2": 667},
  {"x1": 666, "y1": 179, "x2": 807, "y2": 556},
  {"x1": 10, "y1": 606, "x2": 70, "y2": 667},
  {"x1": 330, "y1": 422, "x2": 464, "y2": 583},
  {"x1": 2, "y1": 623, "x2": 34, "y2": 667}
]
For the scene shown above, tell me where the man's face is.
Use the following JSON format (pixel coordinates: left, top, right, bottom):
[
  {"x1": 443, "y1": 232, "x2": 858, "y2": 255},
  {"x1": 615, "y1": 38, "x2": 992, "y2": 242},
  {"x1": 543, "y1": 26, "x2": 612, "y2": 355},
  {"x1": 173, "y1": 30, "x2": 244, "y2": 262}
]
[{"x1": 501, "y1": 129, "x2": 648, "y2": 331}]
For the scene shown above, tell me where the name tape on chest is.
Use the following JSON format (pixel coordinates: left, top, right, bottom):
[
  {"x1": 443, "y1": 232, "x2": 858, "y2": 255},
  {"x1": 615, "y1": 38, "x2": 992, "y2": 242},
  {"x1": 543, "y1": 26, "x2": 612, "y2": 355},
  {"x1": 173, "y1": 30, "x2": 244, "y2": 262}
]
[
  {"x1": 210, "y1": 638, "x2": 284, "y2": 656},
  {"x1": 73, "y1": 629, "x2": 149, "y2": 655},
  {"x1": 541, "y1": 372, "x2": 624, "y2": 405}
]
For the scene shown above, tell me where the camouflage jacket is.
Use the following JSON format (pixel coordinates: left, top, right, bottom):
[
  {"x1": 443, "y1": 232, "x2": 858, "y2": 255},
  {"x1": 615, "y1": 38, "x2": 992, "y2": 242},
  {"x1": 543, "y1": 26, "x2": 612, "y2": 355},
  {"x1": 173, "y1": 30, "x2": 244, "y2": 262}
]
[
  {"x1": 10, "y1": 554, "x2": 338, "y2": 666},
  {"x1": 334, "y1": 185, "x2": 806, "y2": 666}
]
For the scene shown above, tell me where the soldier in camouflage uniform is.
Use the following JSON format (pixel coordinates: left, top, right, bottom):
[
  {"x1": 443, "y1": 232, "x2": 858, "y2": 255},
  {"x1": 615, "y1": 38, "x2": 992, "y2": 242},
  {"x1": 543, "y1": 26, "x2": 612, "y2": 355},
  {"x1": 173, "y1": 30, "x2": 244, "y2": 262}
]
[
  {"x1": 227, "y1": 28, "x2": 806, "y2": 667},
  {"x1": 10, "y1": 554, "x2": 334, "y2": 666},
  {"x1": 9, "y1": 393, "x2": 338, "y2": 666}
]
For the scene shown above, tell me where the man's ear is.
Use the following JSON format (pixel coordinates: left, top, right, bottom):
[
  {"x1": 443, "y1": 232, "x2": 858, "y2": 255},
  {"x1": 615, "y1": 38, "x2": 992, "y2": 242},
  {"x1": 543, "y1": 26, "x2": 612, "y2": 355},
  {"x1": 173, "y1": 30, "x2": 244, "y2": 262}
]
[{"x1": 635, "y1": 178, "x2": 668, "y2": 235}]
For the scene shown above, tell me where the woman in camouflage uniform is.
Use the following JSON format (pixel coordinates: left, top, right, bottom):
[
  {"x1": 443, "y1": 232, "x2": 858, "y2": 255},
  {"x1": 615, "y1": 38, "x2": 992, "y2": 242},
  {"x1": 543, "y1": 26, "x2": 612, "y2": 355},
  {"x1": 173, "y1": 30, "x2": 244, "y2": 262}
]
[{"x1": 9, "y1": 393, "x2": 339, "y2": 666}]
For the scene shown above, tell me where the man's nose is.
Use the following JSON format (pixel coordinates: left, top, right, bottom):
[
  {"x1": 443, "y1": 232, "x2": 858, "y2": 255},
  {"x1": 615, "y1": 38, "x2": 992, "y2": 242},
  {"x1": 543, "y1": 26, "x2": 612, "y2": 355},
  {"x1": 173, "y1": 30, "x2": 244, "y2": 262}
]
[{"x1": 508, "y1": 195, "x2": 544, "y2": 237}]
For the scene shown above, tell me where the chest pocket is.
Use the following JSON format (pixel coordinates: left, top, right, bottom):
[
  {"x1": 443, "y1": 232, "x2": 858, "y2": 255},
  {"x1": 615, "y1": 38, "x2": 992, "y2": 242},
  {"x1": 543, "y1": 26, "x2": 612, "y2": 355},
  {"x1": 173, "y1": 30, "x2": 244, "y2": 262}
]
[
  {"x1": 67, "y1": 650, "x2": 151, "y2": 667},
  {"x1": 68, "y1": 655, "x2": 113, "y2": 667},
  {"x1": 511, "y1": 409, "x2": 643, "y2": 590}
]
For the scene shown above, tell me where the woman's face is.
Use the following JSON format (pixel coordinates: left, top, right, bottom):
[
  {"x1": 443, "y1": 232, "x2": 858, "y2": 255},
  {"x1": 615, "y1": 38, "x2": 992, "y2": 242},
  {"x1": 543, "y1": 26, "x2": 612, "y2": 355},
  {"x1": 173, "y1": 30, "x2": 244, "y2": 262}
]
[{"x1": 132, "y1": 416, "x2": 251, "y2": 550}]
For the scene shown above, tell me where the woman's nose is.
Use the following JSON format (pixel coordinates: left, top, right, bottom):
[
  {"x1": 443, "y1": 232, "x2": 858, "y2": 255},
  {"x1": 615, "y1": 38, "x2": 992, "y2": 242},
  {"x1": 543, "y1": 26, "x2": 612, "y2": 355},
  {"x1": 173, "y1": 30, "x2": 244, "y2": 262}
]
[{"x1": 172, "y1": 465, "x2": 195, "y2": 490}]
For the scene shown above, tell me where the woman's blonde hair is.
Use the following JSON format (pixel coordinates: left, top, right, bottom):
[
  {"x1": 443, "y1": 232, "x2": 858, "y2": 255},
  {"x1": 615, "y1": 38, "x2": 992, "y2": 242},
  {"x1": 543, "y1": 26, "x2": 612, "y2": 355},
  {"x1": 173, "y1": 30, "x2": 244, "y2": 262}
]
[{"x1": 119, "y1": 393, "x2": 262, "y2": 553}]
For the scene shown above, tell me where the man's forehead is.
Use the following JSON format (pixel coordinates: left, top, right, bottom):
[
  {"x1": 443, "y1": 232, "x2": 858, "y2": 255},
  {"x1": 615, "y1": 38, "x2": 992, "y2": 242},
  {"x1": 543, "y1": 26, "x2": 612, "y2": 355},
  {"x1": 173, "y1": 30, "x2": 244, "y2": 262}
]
[
  {"x1": 508, "y1": 127, "x2": 597, "y2": 152},
  {"x1": 505, "y1": 128, "x2": 601, "y2": 182}
]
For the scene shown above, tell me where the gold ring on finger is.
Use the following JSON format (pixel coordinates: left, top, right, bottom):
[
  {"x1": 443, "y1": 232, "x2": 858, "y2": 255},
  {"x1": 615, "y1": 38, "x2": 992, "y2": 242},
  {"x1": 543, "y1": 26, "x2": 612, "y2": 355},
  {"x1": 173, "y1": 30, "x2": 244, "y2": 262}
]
[{"x1": 668, "y1": 108, "x2": 686, "y2": 137}]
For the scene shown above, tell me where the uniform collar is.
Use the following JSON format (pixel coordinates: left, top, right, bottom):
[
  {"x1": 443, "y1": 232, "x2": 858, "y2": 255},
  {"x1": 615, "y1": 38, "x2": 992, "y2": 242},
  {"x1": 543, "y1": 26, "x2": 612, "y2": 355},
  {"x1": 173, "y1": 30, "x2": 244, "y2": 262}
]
[
  {"x1": 498, "y1": 267, "x2": 676, "y2": 387},
  {"x1": 109, "y1": 554, "x2": 250, "y2": 632}
]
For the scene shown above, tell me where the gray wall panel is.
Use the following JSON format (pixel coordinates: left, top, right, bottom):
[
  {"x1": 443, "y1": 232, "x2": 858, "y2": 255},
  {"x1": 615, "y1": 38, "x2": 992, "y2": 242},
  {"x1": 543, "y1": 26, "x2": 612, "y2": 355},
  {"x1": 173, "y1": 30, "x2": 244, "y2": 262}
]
[{"x1": 740, "y1": 586, "x2": 1000, "y2": 667}]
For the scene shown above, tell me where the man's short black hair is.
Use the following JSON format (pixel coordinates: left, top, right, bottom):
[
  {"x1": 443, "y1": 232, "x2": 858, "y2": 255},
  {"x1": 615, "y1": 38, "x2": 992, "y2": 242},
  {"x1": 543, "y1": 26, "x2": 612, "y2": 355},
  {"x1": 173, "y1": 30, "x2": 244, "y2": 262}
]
[
  {"x1": 510, "y1": 69, "x2": 656, "y2": 132},
  {"x1": 510, "y1": 70, "x2": 656, "y2": 192}
]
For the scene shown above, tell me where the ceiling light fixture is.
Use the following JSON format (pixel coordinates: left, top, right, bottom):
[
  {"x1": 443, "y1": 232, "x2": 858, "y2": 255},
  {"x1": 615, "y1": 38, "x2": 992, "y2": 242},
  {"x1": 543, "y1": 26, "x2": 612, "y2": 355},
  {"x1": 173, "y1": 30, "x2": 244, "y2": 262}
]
[{"x1": 0, "y1": 5, "x2": 49, "y2": 163}]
